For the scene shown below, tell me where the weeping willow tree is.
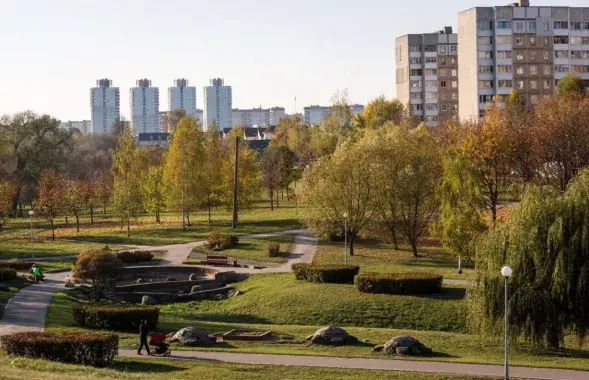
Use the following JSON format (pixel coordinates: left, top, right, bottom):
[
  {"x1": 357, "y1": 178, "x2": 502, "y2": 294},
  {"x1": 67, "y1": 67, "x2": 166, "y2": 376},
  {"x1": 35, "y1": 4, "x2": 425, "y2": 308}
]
[{"x1": 469, "y1": 169, "x2": 589, "y2": 349}]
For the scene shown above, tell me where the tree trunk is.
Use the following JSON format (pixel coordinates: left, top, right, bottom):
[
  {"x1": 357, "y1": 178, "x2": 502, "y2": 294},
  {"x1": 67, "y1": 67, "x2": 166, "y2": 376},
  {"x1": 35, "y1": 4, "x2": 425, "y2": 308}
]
[
  {"x1": 389, "y1": 224, "x2": 399, "y2": 250},
  {"x1": 286, "y1": 187, "x2": 290, "y2": 201},
  {"x1": 90, "y1": 206, "x2": 94, "y2": 224},
  {"x1": 491, "y1": 205, "x2": 497, "y2": 222},
  {"x1": 186, "y1": 211, "x2": 191, "y2": 227},
  {"x1": 276, "y1": 191, "x2": 280, "y2": 208},
  {"x1": 50, "y1": 218, "x2": 55, "y2": 241},
  {"x1": 126, "y1": 213, "x2": 130, "y2": 237},
  {"x1": 103, "y1": 204, "x2": 107, "y2": 215},
  {"x1": 155, "y1": 207, "x2": 160, "y2": 224},
  {"x1": 410, "y1": 238, "x2": 418, "y2": 257},
  {"x1": 270, "y1": 189, "x2": 274, "y2": 211},
  {"x1": 75, "y1": 213, "x2": 80, "y2": 233},
  {"x1": 349, "y1": 234, "x2": 356, "y2": 256},
  {"x1": 207, "y1": 193, "x2": 212, "y2": 224},
  {"x1": 65, "y1": 215, "x2": 69, "y2": 225}
]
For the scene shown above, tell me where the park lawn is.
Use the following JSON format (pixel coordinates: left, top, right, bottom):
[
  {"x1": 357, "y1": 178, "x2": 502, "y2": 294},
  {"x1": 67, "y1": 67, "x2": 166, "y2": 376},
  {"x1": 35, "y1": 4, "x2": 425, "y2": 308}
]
[
  {"x1": 0, "y1": 354, "x2": 488, "y2": 380},
  {"x1": 313, "y1": 240, "x2": 474, "y2": 280},
  {"x1": 46, "y1": 292, "x2": 589, "y2": 371},
  {"x1": 1, "y1": 201, "x2": 300, "y2": 247},
  {"x1": 0, "y1": 238, "x2": 119, "y2": 260},
  {"x1": 188, "y1": 235, "x2": 294, "y2": 264}
]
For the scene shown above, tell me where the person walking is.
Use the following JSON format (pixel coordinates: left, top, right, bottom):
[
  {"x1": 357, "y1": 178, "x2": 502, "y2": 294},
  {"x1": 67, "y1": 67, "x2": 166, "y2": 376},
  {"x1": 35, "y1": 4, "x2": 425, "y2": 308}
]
[
  {"x1": 137, "y1": 320, "x2": 151, "y2": 355},
  {"x1": 30, "y1": 264, "x2": 44, "y2": 283}
]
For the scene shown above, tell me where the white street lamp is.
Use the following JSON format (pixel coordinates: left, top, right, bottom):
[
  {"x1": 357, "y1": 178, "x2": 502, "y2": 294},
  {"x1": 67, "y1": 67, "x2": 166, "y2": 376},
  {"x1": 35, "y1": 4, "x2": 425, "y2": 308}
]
[
  {"x1": 28, "y1": 210, "x2": 35, "y2": 260},
  {"x1": 343, "y1": 213, "x2": 349, "y2": 264},
  {"x1": 501, "y1": 265, "x2": 513, "y2": 380}
]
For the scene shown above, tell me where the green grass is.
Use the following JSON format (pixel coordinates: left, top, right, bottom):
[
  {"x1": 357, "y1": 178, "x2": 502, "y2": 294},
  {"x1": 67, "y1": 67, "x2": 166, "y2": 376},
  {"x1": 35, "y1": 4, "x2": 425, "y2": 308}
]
[
  {"x1": 0, "y1": 239, "x2": 117, "y2": 260},
  {"x1": 188, "y1": 235, "x2": 294, "y2": 264},
  {"x1": 313, "y1": 240, "x2": 474, "y2": 280},
  {"x1": 0, "y1": 354, "x2": 488, "y2": 380},
  {"x1": 46, "y1": 291, "x2": 589, "y2": 371}
]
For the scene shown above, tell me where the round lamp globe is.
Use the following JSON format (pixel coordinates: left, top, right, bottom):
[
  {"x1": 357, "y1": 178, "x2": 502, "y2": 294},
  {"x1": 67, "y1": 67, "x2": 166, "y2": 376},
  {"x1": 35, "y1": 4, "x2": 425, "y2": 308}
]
[{"x1": 501, "y1": 266, "x2": 513, "y2": 278}]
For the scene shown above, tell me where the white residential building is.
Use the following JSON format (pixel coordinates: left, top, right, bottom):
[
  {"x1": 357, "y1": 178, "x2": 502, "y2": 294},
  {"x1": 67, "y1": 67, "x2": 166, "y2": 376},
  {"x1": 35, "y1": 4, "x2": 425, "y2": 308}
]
[
  {"x1": 303, "y1": 104, "x2": 365, "y2": 125},
  {"x1": 203, "y1": 78, "x2": 232, "y2": 132},
  {"x1": 269, "y1": 107, "x2": 286, "y2": 125},
  {"x1": 232, "y1": 107, "x2": 286, "y2": 127},
  {"x1": 168, "y1": 78, "x2": 197, "y2": 117},
  {"x1": 458, "y1": 1, "x2": 589, "y2": 121},
  {"x1": 90, "y1": 79, "x2": 120, "y2": 134},
  {"x1": 60, "y1": 120, "x2": 92, "y2": 134},
  {"x1": 130, "y1": 79, "x2": 160, "y2": 135}
]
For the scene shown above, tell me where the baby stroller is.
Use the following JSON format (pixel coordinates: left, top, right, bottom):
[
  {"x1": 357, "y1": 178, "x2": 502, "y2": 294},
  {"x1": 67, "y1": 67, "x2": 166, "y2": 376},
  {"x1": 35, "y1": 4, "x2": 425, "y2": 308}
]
[{"x1": 149, "y1": 332, "x2": 171, "y2": 357}]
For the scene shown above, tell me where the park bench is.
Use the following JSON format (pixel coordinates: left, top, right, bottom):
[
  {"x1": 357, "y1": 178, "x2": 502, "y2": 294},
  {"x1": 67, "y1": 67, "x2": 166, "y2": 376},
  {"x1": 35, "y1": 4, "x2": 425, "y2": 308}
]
[{"x1": 203, "y1": 254, "x2": 237, "y2": 267}]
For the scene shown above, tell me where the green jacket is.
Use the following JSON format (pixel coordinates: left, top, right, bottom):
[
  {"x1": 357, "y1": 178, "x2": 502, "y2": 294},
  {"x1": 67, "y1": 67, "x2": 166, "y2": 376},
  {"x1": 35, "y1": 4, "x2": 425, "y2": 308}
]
[{"x1": 32, "y1": 267, "x2": 42, "y2": 277}]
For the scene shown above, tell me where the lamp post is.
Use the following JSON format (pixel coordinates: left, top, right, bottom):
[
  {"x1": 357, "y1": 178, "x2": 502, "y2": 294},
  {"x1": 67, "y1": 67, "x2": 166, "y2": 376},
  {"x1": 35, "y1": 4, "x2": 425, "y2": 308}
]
[
  {"x1": 343, "y1": 213, "x2": 348, "y2": 264},
  {"x1": 501, "y1": 265, "x2": 513, "y2": 380},
  {"x1": 28, "y1": 210, "x2": 35, "y2": 260}
]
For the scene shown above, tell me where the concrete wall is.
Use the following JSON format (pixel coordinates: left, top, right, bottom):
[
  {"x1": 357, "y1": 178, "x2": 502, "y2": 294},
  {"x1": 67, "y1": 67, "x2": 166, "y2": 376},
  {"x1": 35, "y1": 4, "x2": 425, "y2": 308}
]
[{"x1": 458, "y1": 8, "x2": 480, "y2": 121}]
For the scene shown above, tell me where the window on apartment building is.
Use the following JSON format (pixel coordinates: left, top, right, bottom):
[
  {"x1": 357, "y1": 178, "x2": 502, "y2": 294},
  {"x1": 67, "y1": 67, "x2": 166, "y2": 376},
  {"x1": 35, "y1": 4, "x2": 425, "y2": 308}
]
[
  {"x1": 425, "y1": 92, "x2": 438, "y2": 99},
  {"x1": 543, "y1": 51, "x2": 550, "y2": 60},
  {"x1": 497, "y1": 50, "x2": 512, "y2": 59},
  {"x1": 479, "y1": 65, "x2": 494, "y2": 73},
  {"x1": 529, "y1": 51, "x2": 537, "y2": 60},
  {"x1": 584, "y1": 51, "x2": 589, "y2": 59},
  {"x1": 450, "y1": 57, "x2": 457, "y2": 65},
  {"x1": 570, "y1": 36, "x2": 583, "y2": 45},
  {"x1": 497, "y1": 21, "x2": 512, "y2": 29},
  {"x1": 530, "y1": 95, "x2": 539, "y2": 104},
  {"x1": 478, "y1": 51, "x2": 493, "y2": 59},
  {"x1": 424, "y1": 69, "x2": 437, "y2": 76},
  {"x1": 542, "y1": 22, "x2": 550, "y2": 31},
  {"x1": 440, "y1": 80, "x2": 447, "y2": 88},
  {"x1": 529, "y1": 36, "x2": 537, "y2": 46},
  {"x1": 425, "y1": 45, "x2": 437, "y2": 52},
  {"x1": 451, "y1": 80, "x2": 458, "y2": 88},
  {"x1": 516, "y1": 52, "x2": 524, "y2": 61},
  {"x1": 479, "y1": 95, "x2": 492, "y2": 103},
  {"x1": 451, "y1": 69, "x2": 457, "y2": 77},
  {"x1": 517, "y1": 66, "x2": 525, "y2": 75},
  {"x1": 572, "y1": 65, "x2": 584, "y2": 74},
  {"x1": 543, "y1": 65, "x2": 551, "y2": 75},
  {"x1": 439, "y1": 45, "x2": 448, "y2": 54},
  {"x1": 479, "y1": 80, "x2": 494, "y2": 88},
  {"x1": 516, "y1": 37, "x2": 524, "y2": 46},
  {"x1": 554, "y1": 21, "x2": 568, "y2": 29},
  {"x1": 530, "y1": 80, "x2": 538, "y2": 90},
  {"x1": 410, "y1": 80, "x2": 422, "y2": 88},
  {"x1": 440, "y1": 104, "x2": 448, "y2": 112},
  {"x1": 426, "y1": 103, "x2": 437, "y2": 111},
  {"x1": 452, "y1": 104, "x2": 458, "y2": 112},
  {"x1": 498, "y1": 80, "x2": 513, "y2": 88},
  {"x1": 409, "y1": 45, "x2": 422, "y2": 52},
  {"x1": 425, "y1": 116, "x2": 438, "y2": 122},
  {"x1": 478, "y1": 36, "x2": 492, "y2": 44},
  {"x1": 497, "y1": 65, "x2": 512, "y2": 73},
  {"x1": 554, "y1": 36, "x2": 569, "y2": 44},
  {"x1": 413, "y1": 104, "x2": 423, "y2": 111},
  {"x1": 555, "y1": 65, "x2": 569, "y2": 73},
  {"x1": 544, "y1": 80, "x2": 551, "y2": 89},
  {"x1": 450, "y1": 45, "x2": 457, "y2": 54},
  {"x1": 529, "y1": 65, "x2": 538, "y2": 75},
  {"x1": 584, "y1": 37, "x2": 589, "y2": 44},
  {"x1": 425, "y1": 57, "x2": 437, "y2": 63},
  {"x1": 410, "y1": 57, "x2": 422, "y2": 64},
  {"x1": 515, "y1": 21, "x2": 525, "y2": 32},
  {"x1": 477, "y1": 21, "x2": 492, "y2": 30},
  {"x1": 452, "y1": 92, "x2": 458, "y2": 100},
  {"x1": 543, "y1": 37, "x2": 550, "y2": 46},
  {"x1": 439, "y1": 92, "x2": 448, "y2": 100},
  {"x1": 425, "y1": 80, "x2": 437, "y2": 87},
  {"x1": 439, "y1": 57, "x2": 447, "y2": 65},
  {"x1": 410, "y1": 69, "x2": 423, "y2": 76},
  {"x1": 496, "y1": 36, "x2": 512, "y2": 44},
  {"x1": 517, "y1": 80, "x2": 525, "y2": 90},
  {"x1": 571, "y1": 22, "x2": 582, "y2": 30},
  {"x1": 582, "y1": 22, "x2": 589, "y2": 30},
  {"x1": 439, "y1": 68, "x2": 448, "y2": 76},
  {"x1": 555, "y1": 50, "x2": 569, "y2": 59},
  {"x1": 529, "y1": 21, "x2": 536, "y2": 32},
  {"x1": 571, "y1": 51, "x2": 583, "y2": 59}
]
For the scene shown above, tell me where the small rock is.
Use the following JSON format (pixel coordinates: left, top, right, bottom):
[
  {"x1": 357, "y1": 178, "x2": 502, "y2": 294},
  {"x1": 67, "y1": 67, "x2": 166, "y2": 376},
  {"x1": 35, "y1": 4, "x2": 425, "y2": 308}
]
[
  {"x1": 142, "y1": 295, "x2": 157, "y2": 305},
  {"x1": 64, "y1": 281, "x2": 75, "y2": 288},
  {"x1": 372, "y1": 345, "x2": 384, "y2": 353},
  {"x1": 166, "y1": 277, "x2": 176, "y2": 282},
  {"x1": 190, "y1": 285, "x2": 202, "y2": 293}
]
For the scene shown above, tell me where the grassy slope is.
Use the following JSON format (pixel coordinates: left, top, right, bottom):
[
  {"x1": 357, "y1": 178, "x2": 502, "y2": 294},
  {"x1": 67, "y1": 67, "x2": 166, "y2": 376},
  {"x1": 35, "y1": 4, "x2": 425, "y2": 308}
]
[
  {"x1": 313, "y1": 240, "x2": 474, "y2": 280},
  {"x1": 188, "y1": 235, "x2": 294, "y2": 264},
  {"x1": 0, "y1": 355, "x2": 487, "y2": 380},
  {"x1": 47, "y1": 292, "x2": 589, "y2": 371}
]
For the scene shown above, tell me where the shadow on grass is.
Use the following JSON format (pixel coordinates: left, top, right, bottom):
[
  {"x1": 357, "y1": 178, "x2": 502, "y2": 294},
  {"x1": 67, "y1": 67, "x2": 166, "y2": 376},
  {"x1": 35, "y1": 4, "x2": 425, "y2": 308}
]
[
  {"x1": 513, "y1": 344, "x2": 589, "y2": 360},
  {"x1": 412, "y1": 287, "x2": 467, "y2": 301},
  {"x1": 112, "y1": 361, "x2": 184, "y2": 373}
]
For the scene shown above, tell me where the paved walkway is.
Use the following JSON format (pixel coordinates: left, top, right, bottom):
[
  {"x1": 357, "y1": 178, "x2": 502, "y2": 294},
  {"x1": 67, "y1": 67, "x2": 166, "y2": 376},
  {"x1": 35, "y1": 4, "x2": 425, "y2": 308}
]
[
  {"x1": 119, "y1": 349, "x2": 589, "y2": 380},
  {"x1": 0, "y1": 272, "x2": 69, "y2": 336}
]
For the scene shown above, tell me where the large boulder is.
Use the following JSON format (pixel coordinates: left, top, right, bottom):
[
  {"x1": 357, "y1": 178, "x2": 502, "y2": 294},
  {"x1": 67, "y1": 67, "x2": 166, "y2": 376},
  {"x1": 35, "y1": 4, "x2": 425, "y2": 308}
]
[
  {"x1": 141, "y1": 295, "x2": 157, "y2": 305},
  {"x1": 306, "y1": 326, "x2": 358, "y2": 345},
  {"x1": 169, "y1": 327, "x2": 211, "y2": 346},
  {"x1": 381, "y1": 336, "x2": 432, "y2": 356}
]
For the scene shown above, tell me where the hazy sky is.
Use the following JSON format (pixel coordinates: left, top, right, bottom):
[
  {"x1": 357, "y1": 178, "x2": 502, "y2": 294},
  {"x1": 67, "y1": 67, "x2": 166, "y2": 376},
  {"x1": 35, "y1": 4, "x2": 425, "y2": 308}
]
[{"x1": 0, "y1": 0, "x2": 586, "y2": 121}]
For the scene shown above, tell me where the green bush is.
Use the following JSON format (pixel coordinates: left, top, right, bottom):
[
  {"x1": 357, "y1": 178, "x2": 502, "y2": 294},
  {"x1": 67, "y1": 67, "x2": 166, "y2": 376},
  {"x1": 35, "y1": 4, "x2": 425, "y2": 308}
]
[
  {"x1": 0, "y1": 331, "x2": 118, "y2": 367},
  {"x1": 206, "y1": 233, "x2": 239, "y2": 250},
  {"x1": 292, "y1": 264, "x2": 359, "y2": 284},
  {"x1": 355, "y1": 273, "x2": 443, "y2": 295},
  {"x1": 268, "y1": 243, "x2": 280, "y2": 257},
  {"x1": 115, "y1": 250, "x2": 154, "y2": 263},
  {"x1": 73, "y1": 304, "x2": 159, "y2": 332},
  {"x1": 0, "y1": 267, "x2": 17, "y2": 281},
  {"x1": 0, "y1": 262, "x2": 34, "y2": 271}
]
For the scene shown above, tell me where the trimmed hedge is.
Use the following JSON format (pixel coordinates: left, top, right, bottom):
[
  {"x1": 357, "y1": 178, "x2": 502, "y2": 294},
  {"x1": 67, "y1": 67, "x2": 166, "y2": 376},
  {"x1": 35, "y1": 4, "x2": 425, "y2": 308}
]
[
  {"x1": 0, "y1": 262, "x2": 36, "y2": 271},
  {"x1": 0, "y1": 267, "x2": 17, "y2": 281},
  {"x1": 206, "y1": 233, "x2": 239, "y2": 250},
  {"x1": 115, "y1": 250, "x2": 154, "y2": 263},
  {"x1": 354, "y1": 273, "x2": 443, "y2": 295},
  {"x1": 0, "y1": 331, "x2": 118, "y2": 367},
  {"x1": 73, "y1": 304, "x2": 159, "y2": 332},
  {"x1": 267, "y1": 243, "x2": 280, "y2": 257},
  {"x1": 292, "y1": 263, "x2": 359, "y2": 284}
]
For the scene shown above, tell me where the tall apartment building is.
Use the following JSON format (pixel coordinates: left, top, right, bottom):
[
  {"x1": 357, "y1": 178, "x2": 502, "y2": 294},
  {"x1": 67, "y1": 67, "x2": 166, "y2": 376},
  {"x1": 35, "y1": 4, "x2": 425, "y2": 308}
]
[
  {"x1": 168, "y1": 78, "x2": 197, "y2": 117},
  {"x1": 90, "y1": 79, "x2": 120, "y2": 134},
  {"x1": 130, "y1": 79, "x2": 160, "y2": 135},
  {"x1": 303, "y1": 104, "x2": 365, "y2": 125},
  {"x1": 458, "y1": 1, "x2": 589, "y2": 121},
  {"x1": 395, "y1": 27, "x2": 459, "y2": 126},
  {"x1": 232, "y1": 107, "x2": 286, "y2": 127},
  {"x1": 203, "y1": 78, "x2": 232, "y2": 132}
]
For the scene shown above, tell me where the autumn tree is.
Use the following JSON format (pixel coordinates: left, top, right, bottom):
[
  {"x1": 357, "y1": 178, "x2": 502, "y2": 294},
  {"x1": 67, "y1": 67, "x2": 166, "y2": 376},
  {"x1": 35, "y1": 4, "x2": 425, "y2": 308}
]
[
  {"x1": 260, "y1": 147, "x2": 283, "y2": 210},
  {"x1": 36, "y1": 169, "x2": 66, "y2": 240},
  {"x1": 93, "y1": 170, "x2": 113, "y2": 215},
  {"x1": 110, "y1": 132, "x2": 145, "y2": 236},
  {"x1": 0, "y1": 180, "x2": 15, "y2": 225},
  {"x1": 73, "y1": 247, "x2": 123, "y2": 302},
  {"x1": 298, "y1": 138, "x2": 377, "y2": 256},
  {"x1": 64, "y1": 178, "x2": 86, "y2": 232},
  {"x1": 356, "y1": 96, "x2": 405, "y2": 130},
  {"x1": 162, "y1": 116, "x2": 205, "y2": 229},
  {"x1": 201, "y1": 128, "x2": 223, "y2": 223},
  {"x1": 164, "y1": 109, "x2": 188, "y2": 133},
  {"x1": 556, "y1": 74, "x2": 586, "y2": 94},
  {"x1": 142, "y1": 165, "x2": 165, "y2": 223}
]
